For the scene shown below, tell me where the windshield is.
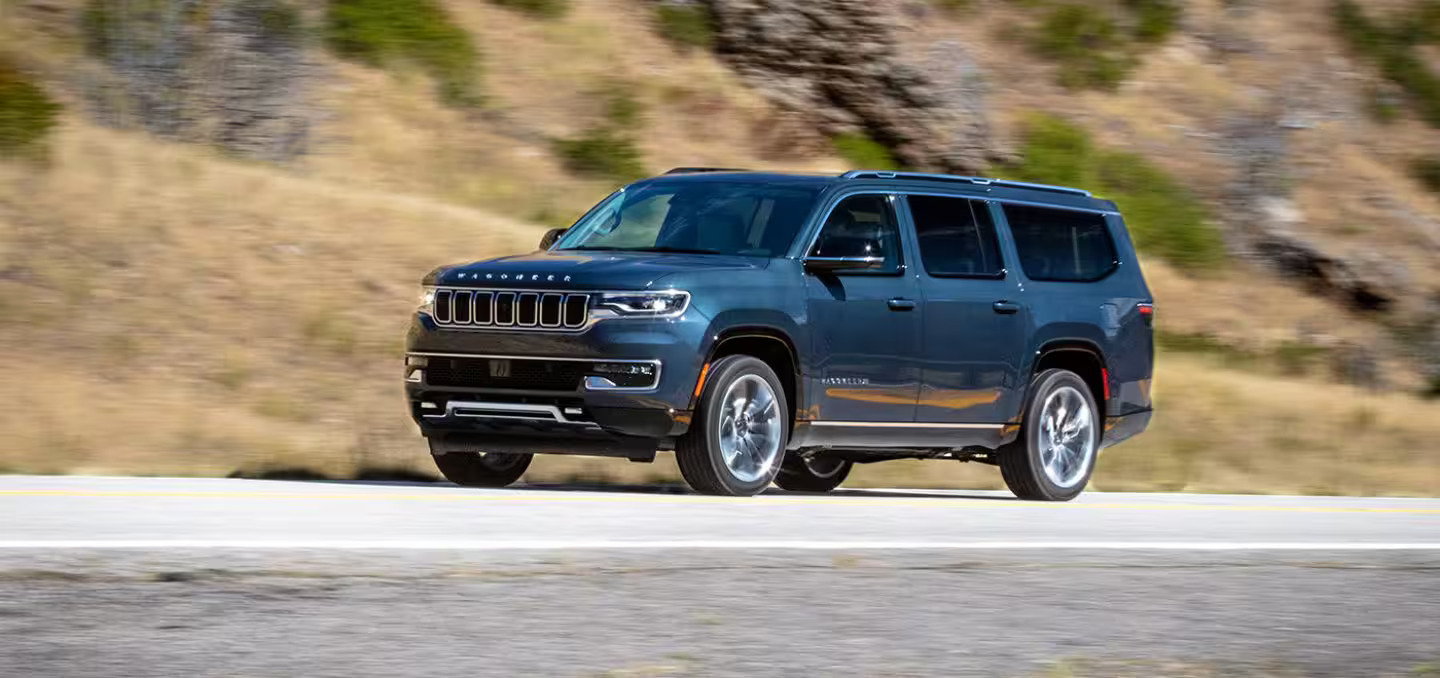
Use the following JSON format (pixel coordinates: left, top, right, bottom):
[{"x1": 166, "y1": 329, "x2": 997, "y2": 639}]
[{"x1": 553, "y1": 180, "x2": 822, "y2": 257}]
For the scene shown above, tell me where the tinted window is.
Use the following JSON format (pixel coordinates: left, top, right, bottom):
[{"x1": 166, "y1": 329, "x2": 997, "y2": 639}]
[
  {"x1": 809, "y1": 194, "x2": 903, "y2": 273},
  {"x1": 1002, "y1": 205, "x2": 1117, "y2": 282},
  {"x1": 555, "y1": 180, "x2": 822, "y2": 257},
  {"x1": 908, "y1": 195, "x2": 1005, "y2": 278}
]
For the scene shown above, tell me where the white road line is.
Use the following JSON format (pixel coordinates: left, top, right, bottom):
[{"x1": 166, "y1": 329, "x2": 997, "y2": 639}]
[{"x1": 1, "y1": 540, "x2": 1438, "y2": 550}]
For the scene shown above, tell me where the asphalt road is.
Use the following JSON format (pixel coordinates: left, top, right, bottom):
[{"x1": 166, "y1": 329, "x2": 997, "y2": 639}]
[{"x1": 2, "y1": 476, "x2": 1438, "y2": 677}]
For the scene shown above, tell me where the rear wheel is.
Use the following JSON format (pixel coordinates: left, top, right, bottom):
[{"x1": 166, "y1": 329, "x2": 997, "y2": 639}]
[
  {"x1": 675, "y1": 355, "x2": 788, "y2": 496},
  {"x1": 775, "y1": 454, "x2": 852, "y2": 493},
  {"x1": 429, "y1": 440, "x2": 532, "y2": 488},
  {"x1": 999, "y1": 369, "x2": 1100, "y2": 502}
]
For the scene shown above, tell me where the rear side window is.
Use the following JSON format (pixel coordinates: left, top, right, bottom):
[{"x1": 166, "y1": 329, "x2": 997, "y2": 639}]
[
  {"x1": 907, "y1": 195, "x2": 1005, "y2": 278},
  {"x1": 1002, "y1": 205, "x2": 1117, "y2": 282}
]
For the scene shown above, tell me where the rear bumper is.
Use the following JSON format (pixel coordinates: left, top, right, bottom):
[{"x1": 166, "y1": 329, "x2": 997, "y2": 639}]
[{"x1": 1102, "y1": 409, "x2": 1152, "y2": 449}]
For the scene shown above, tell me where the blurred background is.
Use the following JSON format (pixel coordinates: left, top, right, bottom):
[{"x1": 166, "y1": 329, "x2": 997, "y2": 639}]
[{"x1": 0, "y1": 0, "x2": 1436, "y2": 495}]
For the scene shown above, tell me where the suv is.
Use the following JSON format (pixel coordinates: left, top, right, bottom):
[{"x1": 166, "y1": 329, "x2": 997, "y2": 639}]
[{"x1": 405, "y1": 169, "x2": 1154, "y2": 500}]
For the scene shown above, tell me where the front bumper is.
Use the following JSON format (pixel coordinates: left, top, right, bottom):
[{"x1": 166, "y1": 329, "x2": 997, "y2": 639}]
[{"x1": 404, "y1": 310, "x2": 708, "y2": 446}]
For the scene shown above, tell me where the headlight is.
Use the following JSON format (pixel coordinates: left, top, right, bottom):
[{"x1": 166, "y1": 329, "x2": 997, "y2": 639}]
[
  {"x1": 596, "y1": 290, "x2": 690, "y2": 318},
  {"x1": 419, "y1": 285, "x2": 437, "y2": 314}
]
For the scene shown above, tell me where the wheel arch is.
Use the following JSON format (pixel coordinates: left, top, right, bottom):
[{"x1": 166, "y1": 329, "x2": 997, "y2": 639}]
[
  {"x1": 694, "y1": 327, "x2": 802, "y2": 437},
  {"x1": 1025, "y1": 340, "x2": 1109, "y2": 421}
]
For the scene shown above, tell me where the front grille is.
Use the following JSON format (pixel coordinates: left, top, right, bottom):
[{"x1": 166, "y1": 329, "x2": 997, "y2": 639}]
[
  {"x1": 425, "y1": 356, "x2": 586, "y2": 391},
  {"x1": 433, "y1": 288, "x2": 589, "y2": 330}
]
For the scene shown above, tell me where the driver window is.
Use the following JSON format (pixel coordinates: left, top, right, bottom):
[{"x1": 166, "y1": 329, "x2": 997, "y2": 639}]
[{"x1": 809, "y1": 194, "x2": 902, "y2": 273}]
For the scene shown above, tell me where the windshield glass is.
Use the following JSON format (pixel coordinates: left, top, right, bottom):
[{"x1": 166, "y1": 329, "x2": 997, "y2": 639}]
[{"x1": 553, "y1": 180, "x2": 822, "y2": 257}]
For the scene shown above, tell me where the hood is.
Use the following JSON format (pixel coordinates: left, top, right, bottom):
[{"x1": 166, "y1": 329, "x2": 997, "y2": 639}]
[{"x1": 425, "y1": 250, "x2": 770, "y2": 289}]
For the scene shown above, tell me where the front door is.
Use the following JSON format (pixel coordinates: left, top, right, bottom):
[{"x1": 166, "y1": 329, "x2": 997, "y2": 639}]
[
  {"x1": 804, "y1": 193, "x2": 921, "y2": 423},
  {"x1": 902, "y1": 195, "x2": 1028, "y2": 423}
]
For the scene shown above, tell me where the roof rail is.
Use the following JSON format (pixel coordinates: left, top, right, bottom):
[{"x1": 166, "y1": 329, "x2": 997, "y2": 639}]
[
  {"x1": 839, "y1": 170, "x2": 1091, "y2": 197},
  {"x1": 664, "y1": 167, "x2": 752, "y2": 175}
]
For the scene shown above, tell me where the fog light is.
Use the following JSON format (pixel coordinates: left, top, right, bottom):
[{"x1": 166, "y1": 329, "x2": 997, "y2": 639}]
[{"x1": 585, "y1": 362, "x2": 659, "y2": 389}]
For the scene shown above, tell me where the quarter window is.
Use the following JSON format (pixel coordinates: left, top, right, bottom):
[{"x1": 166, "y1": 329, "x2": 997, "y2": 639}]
[
  {"x1": 907, "y1": 195, "x2": 1005, "y2": 278},
  {"x1": 1002, "y1": 204, "x2": 1117, "y2": 282},
  {"x1": 809, "y1": 195, "x2": 903, "y2": 273}
]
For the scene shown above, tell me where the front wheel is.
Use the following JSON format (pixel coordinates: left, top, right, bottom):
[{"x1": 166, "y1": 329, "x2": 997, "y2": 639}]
[
  {"x1": 998, "y1": 369, "x2": 1100, "y2": 502},
  {"x1": 775, "y1": 454, "x2": 852, "y2": 493},
  {"x1": 430, "y1": 440, "x2": 532, "y2": 488},
  {"x1": 675, "y1": 355, "x2": 789, "y2": 496}
]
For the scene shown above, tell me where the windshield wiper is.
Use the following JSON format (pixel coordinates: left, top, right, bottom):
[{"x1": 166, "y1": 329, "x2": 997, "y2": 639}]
[
  {"x1": 565, "y1": 246, "x2": 725, "y2": 255},
  {"x1": 623, "y1": 246, "x2": 724, "y2": 254}
]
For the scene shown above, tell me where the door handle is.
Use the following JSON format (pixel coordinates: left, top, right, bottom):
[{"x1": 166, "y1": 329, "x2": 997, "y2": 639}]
[
  {"x1": 887, "y1": 298, "x2": 917, "y2": 311},
  {"x1": 992, "y1": 300, "x2": 1020, "y2": 314}
]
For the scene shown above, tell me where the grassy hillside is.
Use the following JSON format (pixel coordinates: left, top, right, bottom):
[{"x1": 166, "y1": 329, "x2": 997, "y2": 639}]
[{"x1": 0, "y1": 0, "x2": 1436, "y2": 494}]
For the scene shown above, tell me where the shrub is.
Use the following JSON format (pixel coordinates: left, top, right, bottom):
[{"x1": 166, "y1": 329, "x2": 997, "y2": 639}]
[
  {"x1": 602, "y1": 84, "x2": 643, "y2": 129},
  {"x1": 0, "y1": 60, "x2": 61, "y2": 156},
  {"x1": 325, "y1": 0, "x2": 480, "y2": 105},
  {"x1": 1007, "y1": 114, "x2": 1225, "y2": 271},
  {"x1": 654, "y1": 4, "x2": 714, "y2": 51},
  {"x1": 486, "y1": 0, "x2": 568, "y2": 20},
  {"x1": 1030, "y1": 4, "x2": 1134, "y2": 91},
  {"x1": 1415, "y1": 157, "x2": 1440, "y2": 193},
  {"x1": 831, "y1": 131, "x2": 901, "y2": 171},
  {"x1": 554, "y1": 127, "x2": 646, "y2": 183},
  {"x1": 1125, "y1": 0, "x2": 1182, "y2": 43},
  {"x1": 1333, "y1": 0, "x2": 1440, "y2": 128}
]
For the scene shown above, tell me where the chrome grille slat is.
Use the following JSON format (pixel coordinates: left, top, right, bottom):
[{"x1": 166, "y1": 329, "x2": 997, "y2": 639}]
[
  {"x1": 430, "y1": 288, "x2": 591, "y2": 332},
  {"x1": 518, "y1": 292, "x2": 539, "y2": 327}
]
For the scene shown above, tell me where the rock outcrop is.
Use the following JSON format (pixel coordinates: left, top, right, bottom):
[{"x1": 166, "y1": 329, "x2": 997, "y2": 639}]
[
  {"x1": 704, "y1": 0, "x2": 1001, "y2": 173},
  {"x1": 82, "y1": 0, "x2": 313, "y2": 161}
]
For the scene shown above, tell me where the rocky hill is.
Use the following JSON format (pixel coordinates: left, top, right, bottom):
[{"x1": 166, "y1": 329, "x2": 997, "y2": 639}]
[{"x1": 0, "y1": 0, "x2": 1436, "y2": 493}]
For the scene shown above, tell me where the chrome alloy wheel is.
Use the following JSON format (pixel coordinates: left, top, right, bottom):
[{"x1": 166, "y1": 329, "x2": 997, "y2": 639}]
[
  {"x1": 717, "y1": 374, "x2": 783, "y2": 483},
  {"x1": 1037, "y1": 385, "x2": 1096, "y2": 489}
]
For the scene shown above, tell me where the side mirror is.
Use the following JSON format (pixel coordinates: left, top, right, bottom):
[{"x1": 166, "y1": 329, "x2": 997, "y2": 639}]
[
  {"x1": 803, "y1": 256, "x2": 884, "y2": 272},
  {"x1": 539, "y1": 228, "x2": 567, "y2": 250}
]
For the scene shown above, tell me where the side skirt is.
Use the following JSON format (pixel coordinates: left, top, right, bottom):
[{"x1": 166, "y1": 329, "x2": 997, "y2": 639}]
[{"x1": 788, "y1": 421, "x2": 1019, "y2": 451}]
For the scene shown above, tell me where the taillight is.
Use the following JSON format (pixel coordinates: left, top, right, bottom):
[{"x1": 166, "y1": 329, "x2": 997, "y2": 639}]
[{"x1": 1137, "y1": 303, "x2": 1154, "y2": 327}]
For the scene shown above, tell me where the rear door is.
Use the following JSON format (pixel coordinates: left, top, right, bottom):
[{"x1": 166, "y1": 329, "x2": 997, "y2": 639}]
[
  {"x1": 904, "y1": 195, "x2": 1029, "y2": 423},
  {"x1": 803, "y1": 193, "x2": 921, "y2": 423}
]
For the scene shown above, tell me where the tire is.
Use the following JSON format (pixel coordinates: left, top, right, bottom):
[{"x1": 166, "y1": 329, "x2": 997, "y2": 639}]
[
  {"x1": 675, "y1": 355, "x2": 789, "y2": 496},
  {"x1": 998, "y1": 369, "x2": 1101, "y2": 502},
  {"x1": 775, "y1": 454, "x2": 852, "y2": 493},
  {"x1": 429, "y1": 439, "x2": 532, "y2": 488}
]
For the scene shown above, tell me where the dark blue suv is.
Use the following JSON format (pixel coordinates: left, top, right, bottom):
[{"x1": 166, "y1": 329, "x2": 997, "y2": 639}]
[{"x1": 405, "y1": 169, "x2": 1154, "y2": 500}]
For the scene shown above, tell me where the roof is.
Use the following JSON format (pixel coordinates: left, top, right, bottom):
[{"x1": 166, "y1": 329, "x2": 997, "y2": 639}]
[{"x1": 641, "y1": 168, "x2": 1115, "y2": 211}]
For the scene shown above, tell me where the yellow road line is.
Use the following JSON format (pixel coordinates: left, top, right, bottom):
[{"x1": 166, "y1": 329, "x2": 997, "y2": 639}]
[{"x1": 0, "y1": 490, "x2": 1437, "y2": 514}]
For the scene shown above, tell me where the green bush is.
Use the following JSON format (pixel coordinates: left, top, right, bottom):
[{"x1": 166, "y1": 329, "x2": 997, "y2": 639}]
[
  {"x1": 1007, "y1": 114, "x2": 1225, "y2": 271},
  {"x1": 831, "y1": 131, "x2": 901, "y2": 171},
  {"x1": 325, "y1": 0, "x2": 480, "y2": 105},
  {"x1": 1414, "y1": 157, "x2": 1440, "y2": 193},
  {"x1": 554, "y1": 127, "x2": 646, "y2": 183},
  {"x1": 1125, "y1": 0, "x2": 1181, "y2": 43},
  {"x1": 654, "y1": 4, "x2": 714, "y2": 51},
  {"x1": 0, "y1": 60, "x2": 61, "y2": 156},
  {"x1": 1333, "y1": 0, "x2": 1440, "y2": 127},
  {"x1": 486, "y1": 0, "x2": 568, "y2": 20},
  {"x1": 602, "y1": 85, "x2": 643, "y2": 129},
  {"x1": 1030, "y1": 4, "x2": 1135, "y2": 91}
]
